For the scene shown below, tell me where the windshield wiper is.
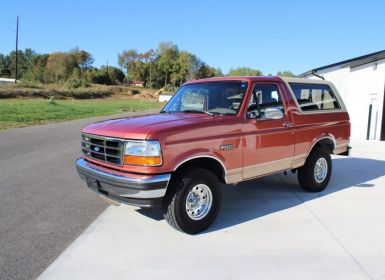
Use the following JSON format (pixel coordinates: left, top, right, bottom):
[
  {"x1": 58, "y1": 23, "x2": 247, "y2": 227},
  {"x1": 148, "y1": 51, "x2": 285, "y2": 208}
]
[
  {"x1": 181, "y1": 109, "x2": 213, "y2": 116},
  {"x1": 160, "y1": 110, "x2": 171, "y2": 114}
]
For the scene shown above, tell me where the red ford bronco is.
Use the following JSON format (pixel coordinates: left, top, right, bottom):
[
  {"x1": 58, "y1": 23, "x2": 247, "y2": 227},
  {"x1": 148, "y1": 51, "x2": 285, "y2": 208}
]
[{"x1": 76, "y1": 76, "x2": 350, "y2": 234}]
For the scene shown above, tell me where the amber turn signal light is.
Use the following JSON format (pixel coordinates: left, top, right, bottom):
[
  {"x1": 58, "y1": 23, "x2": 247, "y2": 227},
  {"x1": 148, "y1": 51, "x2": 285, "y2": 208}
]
[{"x1": 124, "y1": 155, "x2": 161, "y2": 166}]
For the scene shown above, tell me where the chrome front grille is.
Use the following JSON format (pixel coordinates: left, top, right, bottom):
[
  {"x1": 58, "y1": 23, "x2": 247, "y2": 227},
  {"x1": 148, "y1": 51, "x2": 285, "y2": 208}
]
[{"x1": 81, "y1": 133, "x2": 124, "y2": 166}]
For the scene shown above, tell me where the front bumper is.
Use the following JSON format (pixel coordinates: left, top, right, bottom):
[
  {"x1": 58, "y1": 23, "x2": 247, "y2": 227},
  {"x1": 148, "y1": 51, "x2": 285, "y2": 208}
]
[{"x1": 76, "y1": 158, "x2": 171, "y2": 207}]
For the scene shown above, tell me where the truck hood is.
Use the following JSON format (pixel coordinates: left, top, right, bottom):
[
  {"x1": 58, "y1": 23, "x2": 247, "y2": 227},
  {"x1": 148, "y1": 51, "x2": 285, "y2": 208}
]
[{"x1": 82, "y1": 113, "x2": 218, "y2": 139}]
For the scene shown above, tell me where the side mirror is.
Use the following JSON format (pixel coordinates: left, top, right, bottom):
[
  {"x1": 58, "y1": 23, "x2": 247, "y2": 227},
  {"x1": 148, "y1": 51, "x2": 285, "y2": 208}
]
[
  {"x1": 263, "y1": 107, "x2": 283, "y2": 120},
  {"x1": 246, "y1": 103, "x2": 260, "y2": 119}
]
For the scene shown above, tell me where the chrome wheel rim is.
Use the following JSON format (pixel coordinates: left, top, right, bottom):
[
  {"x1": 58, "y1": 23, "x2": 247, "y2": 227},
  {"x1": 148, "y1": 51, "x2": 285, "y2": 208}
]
[
  {"x1": 314, "y1": 158, "x2": 328, "y2": 183},
  {"x1": 185, "y1": 184, "x2": 213, "y2": 220}
]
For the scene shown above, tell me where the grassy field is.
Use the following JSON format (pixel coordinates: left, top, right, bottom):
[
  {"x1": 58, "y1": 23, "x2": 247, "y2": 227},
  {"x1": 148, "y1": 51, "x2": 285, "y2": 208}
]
[{"x1": 0, "y1": 99, "x2": 164, "y2": 130}]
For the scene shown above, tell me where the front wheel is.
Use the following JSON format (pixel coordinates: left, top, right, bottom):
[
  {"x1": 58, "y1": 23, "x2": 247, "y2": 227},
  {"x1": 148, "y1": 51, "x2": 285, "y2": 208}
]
[
  {"x1": 298, "y1": 148, "x2": 332, "y2": 192},
  {"x1": 162, "y1": 168, "x2": 221, "y2": 234}
]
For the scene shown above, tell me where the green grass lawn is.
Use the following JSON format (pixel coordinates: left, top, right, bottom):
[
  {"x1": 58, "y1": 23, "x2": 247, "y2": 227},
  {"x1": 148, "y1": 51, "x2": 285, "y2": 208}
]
[{"x1": 0, "y1": 99, "x2": 164, "y2": 129}]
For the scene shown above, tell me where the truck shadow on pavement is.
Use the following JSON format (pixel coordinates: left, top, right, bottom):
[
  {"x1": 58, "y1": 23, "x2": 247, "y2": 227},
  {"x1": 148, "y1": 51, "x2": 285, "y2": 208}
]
[{"x1": 137, "y1": 156, "x2": 385, "y2": 233}]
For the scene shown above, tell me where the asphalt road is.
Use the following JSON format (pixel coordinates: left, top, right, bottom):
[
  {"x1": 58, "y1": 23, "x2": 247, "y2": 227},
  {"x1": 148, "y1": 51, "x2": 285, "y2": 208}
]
[{"x1": 0, "y1": 111, "x2": 152, "y2": 280}]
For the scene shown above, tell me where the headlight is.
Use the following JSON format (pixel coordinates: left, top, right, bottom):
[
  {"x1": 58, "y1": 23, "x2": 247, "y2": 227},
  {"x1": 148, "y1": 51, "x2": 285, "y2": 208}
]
[{"x1": 124, "y1": 140, "x2": 162, "y2": 166}]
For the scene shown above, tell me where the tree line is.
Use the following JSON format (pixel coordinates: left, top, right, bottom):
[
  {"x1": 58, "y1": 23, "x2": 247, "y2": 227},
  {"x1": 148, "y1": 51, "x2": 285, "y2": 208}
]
[
  {"x1": 0, "y1": 48, "x2": 125, "y2": 88},
  {"x1": 0, "y1": 41, "x2": 295, "y2": 89},
  {"x1": 117, "y1": 42, "x2": 223, "y2": 89}
]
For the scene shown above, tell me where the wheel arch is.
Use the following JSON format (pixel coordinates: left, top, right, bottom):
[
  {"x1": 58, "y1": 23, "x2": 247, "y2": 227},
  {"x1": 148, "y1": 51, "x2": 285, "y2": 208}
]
[
  {"x1": 172, "y1": 156, "x2": 227, "y2": 184},
  {"x1": 308, "y1": 135, "x2": 336, "y2": 156}
]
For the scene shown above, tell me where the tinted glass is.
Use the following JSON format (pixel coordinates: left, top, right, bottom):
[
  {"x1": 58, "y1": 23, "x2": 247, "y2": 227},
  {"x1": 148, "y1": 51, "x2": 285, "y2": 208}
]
[
  {"x1": 162, "y1": 81, "x2": 248, "y2": 115},
  {"x1": 247, "y1": 84, "x2": 284, "y2": 118},
  {"x1": 289, "y1": 83, "x2": 341, "y2": 111}
]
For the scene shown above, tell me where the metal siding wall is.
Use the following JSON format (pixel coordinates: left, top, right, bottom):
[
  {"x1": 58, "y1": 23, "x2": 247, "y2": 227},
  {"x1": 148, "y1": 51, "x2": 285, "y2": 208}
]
[
  {"x1": 318, "y1": 66, "x2": 351, "y2": 109},
  {"x1": 349, "y1": 60, "x2": 385, "y2": 140},
  {"x1": 305, "y1": 60, "x2": 385, "y2": 141}
]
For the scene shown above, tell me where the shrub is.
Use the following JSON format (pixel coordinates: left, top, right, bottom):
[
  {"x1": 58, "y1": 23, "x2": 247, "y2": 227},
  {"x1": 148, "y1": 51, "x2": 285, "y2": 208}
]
[{"x1": 67, "y1": 77, "x2": 89, "y2": 89}]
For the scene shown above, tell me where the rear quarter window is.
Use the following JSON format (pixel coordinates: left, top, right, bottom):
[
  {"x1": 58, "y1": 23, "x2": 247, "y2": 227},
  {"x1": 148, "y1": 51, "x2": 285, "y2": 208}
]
[{"x1": 289, "y1": 83, "x2": 341, "y2": 112}]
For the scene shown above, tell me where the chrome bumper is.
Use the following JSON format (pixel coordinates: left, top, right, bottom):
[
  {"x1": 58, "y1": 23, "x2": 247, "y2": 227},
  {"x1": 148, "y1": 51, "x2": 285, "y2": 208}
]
[{"x1": 76, "y1": 158, "x2": 171, "y2": 207}]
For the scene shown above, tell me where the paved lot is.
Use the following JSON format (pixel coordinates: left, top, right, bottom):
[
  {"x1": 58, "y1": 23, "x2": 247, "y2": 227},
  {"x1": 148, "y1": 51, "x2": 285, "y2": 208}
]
[
  {"x1": 0, "y1": 111, "x2": 152, "y2": 280},
  {"x1": 38, "y1": 140, "x2": 385, "y2": 280}
]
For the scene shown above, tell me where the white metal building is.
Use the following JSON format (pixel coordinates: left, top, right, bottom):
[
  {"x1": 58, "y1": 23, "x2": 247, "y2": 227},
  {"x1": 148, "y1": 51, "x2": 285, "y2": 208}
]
[
  {"x1": 0, "y1": 78, "x2": 18, "y2": 86},
  {"x1": 158, "y1": 94, "x2": 173, "y2": 103},
  {"x1": 299, "y1": 50, "x2": 385, "y2": 141}
]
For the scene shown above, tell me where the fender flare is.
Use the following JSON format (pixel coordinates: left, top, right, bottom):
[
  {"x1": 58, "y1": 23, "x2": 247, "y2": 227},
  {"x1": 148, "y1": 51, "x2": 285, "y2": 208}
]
[
  {"x1": 307, "y1": 134, "x2": 336, "y2": 157},
  {"x1": 172, "y1": 154, "x2": 228, "y2": 183}
]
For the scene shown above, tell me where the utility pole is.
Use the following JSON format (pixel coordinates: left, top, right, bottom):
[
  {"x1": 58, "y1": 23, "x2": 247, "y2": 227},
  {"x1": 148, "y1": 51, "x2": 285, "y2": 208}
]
[
  {"x1": 15, "y1": 16, "x2": 19, "y2": 83},
  {"x1": 149, "y1": 60, "x2": 152, "y2": 92}
]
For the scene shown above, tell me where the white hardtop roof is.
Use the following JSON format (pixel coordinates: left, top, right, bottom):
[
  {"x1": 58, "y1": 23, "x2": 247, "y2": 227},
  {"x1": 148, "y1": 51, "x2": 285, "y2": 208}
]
[{"x1": 280, "y1": 77, "x2": 333, "y2": 85}]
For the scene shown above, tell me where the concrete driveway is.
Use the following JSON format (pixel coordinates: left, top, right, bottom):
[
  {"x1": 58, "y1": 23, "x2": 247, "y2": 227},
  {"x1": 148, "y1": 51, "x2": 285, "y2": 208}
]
[{"x1": 38, "y1": 140, "x2": 385, "y2": 280}]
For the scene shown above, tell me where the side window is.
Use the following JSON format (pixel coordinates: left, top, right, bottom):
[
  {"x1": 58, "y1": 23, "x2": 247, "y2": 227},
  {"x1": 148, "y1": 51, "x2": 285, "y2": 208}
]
[
  {"x1": 289, "y1": 83, "x2": 341, "y2": 111},
  {"x1": 248, "y1": 84, "x2": 284, "y2": 119}
]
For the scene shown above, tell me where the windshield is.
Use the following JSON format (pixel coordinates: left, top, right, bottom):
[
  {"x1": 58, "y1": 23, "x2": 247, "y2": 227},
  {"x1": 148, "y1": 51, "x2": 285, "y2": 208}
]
[{"x1": 162, "y1": 81, "x2": 248, "y2": 115}]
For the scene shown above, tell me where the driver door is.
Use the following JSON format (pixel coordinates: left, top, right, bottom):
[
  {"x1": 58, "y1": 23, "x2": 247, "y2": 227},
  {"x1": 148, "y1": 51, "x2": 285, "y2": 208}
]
[{"x1": 242, "y1": 82, "x2": 294, "y2": 179}]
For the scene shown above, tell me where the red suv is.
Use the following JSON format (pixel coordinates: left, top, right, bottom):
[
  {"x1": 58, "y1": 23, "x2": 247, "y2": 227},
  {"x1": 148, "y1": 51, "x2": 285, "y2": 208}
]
[{"x1": 76, "y1": 76, "x2": 350, "y2": 234}]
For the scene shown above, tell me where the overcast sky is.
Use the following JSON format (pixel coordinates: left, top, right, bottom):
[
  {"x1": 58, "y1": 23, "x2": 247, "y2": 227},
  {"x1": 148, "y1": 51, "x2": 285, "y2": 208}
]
[{"x1": 1, "y1": 0, "x2": 384, "y2": 75}]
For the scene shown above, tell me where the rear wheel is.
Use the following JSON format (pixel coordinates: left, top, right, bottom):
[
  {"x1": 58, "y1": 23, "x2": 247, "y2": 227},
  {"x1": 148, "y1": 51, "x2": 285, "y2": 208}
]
[
  {"x1": 298, "y1": 148, "x2": 332, "y2": 192},
  {"x1": 162, "y1": 168, "x2": 221, "y2": 234}
]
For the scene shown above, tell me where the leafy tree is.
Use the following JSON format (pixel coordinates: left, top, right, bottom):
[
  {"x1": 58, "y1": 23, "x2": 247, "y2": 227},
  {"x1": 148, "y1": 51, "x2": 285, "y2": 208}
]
[
  {"x1": 22, "y1": 53, "x2": 48, "y2": 82},
  {"x1": 71, "y1": 48, "x2": 94, "y2": 70},
  {"x1": 24, "y1": 48, "x2": 35, "y2": 64},
  {"x1": 43, "y1": 49, "x2": 93, "y2": 83},
  {"x1": 8, "y1": 50, "x2": 30, "y2": 79},
  {"x1": 157, "y1": 42, "x2": 179, "y2": 87},
  {"x1": 194, "y1": 64, "x2": 217, "y2": 79},
  {"x1": 189, "y1": 55, "x2": 222, "y2": 80},
  {"x1": 67, "y1": 68, "x2": 89, "y2": 88},
  {"x1": 118, "y1": 49, "x2": 138, "y2": 80},
  {"x1": 212, "y1": 67, "x2": 223, "y2": 77},
  {"x1": 0, "y1": 48, "x2": 93, "y2": 85},
  {"x1": 276, "y1": 70, "x2": 296, "y2": 77},
  {"x1": 87, "y1": 67, "x2": 109, "y2": 85},
  {"x1": 140, "y1": 49, "x2": 156, "y2": 87},
  {"x1": 171, "y1": 51, "x2": 194, "y2": 86},
  {"x1": 115, "y1": 42, "x2": 224, "y2": 89},
  {"x1": 131, "y1": 60, "x2": 148, "y2": 82},
  {"x1": 103, "y1": 66, "x2": 125, "y2": 84},
  {"x1": 158, "y1": 41, "x2": 176, "y2": 53},
  {"x1": 87, "y1": 66, "x2": 125, "y2": 85},
  {"x1": 44, "y1": 52, "x2": 77, "y2": 82},
  {"x1": 0, "y1": 54, "x2": 11, "y2": 77},
  {"x1": 227, "y1": 67, "x2": 263, "y2": 76}
]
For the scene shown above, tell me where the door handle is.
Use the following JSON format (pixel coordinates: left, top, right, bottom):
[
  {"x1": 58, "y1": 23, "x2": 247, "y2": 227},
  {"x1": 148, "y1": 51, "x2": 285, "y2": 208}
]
[{"x1": 283, "y1": 121, "x2": 294, "y2": 128}]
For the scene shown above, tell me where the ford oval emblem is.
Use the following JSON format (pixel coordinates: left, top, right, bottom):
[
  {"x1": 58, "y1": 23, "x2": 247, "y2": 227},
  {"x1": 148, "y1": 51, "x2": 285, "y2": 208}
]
[{"x1": 93, "y1": 146, "x2": 100, "y2": 152}]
